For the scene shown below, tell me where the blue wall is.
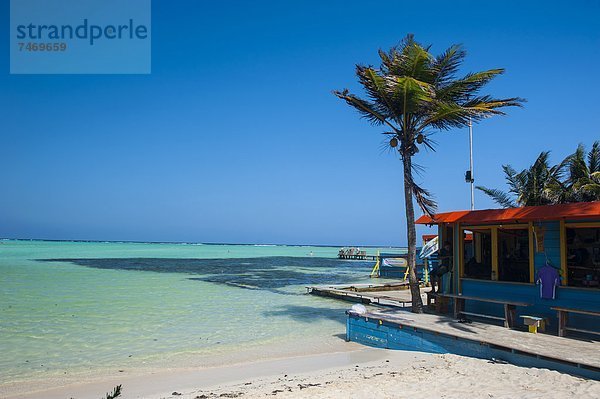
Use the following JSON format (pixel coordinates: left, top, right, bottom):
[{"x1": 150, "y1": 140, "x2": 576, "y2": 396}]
[
  {"x1": 534, "y1": 221, "x2": 561, "y2": 270},
  {"x1": 447, "y1": 220, "x2": 600, "y2": 333},
  {"x1": 461, "y1": 279, "x2": 599, "y2": 332}
]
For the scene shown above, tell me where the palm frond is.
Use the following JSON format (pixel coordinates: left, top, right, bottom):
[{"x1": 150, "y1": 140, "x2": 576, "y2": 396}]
[
  {"x1": 476, "y1": 186, "x2": 516, "y2": 208},
  {"x1": 431, "y1": 44, "x2": 466, "y2": 86},
  {"x1": 588, "y1": 141, "x2": 600, "y2": 173},
  {"x1": 332, "y1": 89, "x2": 388, "y2": 126},
  {"x1": 411, "y1": 161, "x2": 427, "y2": 177},
  {"x1": 420, "y1": 135, "x2": 437, "y2": 152},
  {"x1": 385, "y1": 75, "x2": 434, "y2": 116},
  {"x1": 419, "y1": 101, "x2": 471, "y2": 130},
  {"x1": 462, "y1": 95, "x2": 526, "y2": 121},
  {"x1": 379, "y1": 35, "x2": 434, "y2": 82},
  {"x1": 356, "y1": 65, "x2": 399, "y2": 118},
  {"x1": 502, "y1": 164, "x2": 518, "y2": 188},
  {"x1": 436, "y1": 69, "x2": 505, "y2": 102},
  {"x1": 412, "y1": 181, "x2": 437, "y2": 216},
  {"x1": 579, "y1": 182, "x2": 600, "y2": 199},
  {"x1": 566, "y1": 144, "x2": 588, "y2": 182}
]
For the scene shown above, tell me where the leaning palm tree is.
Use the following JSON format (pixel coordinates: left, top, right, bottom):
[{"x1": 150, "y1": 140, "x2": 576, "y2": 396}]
[
  {"x1": 563, "y1": 141, "x2": 600, "y2": 202},
  {"x1": 477, "y1": 151, "x2": 565, "y2": 207},
  {"x1": 334, "y1": 35, "x2": 523, "y2": 313}
]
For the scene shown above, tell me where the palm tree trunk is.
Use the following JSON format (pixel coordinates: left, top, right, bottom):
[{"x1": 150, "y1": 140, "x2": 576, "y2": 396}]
[{"x1": 402, "y1": 153, "x2": 424, "y2": 313}]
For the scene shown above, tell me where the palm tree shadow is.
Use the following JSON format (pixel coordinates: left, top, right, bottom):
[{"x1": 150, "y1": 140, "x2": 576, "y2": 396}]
[
  {"x1": 262, "y1": 304, "x2": 347, "y2": 325},
  {"x1": 433, "y1": 315, "x2": 498, "y2": 334},
  {"x1": 437, "y1": 319, "x2": 481, "y2": 334}
]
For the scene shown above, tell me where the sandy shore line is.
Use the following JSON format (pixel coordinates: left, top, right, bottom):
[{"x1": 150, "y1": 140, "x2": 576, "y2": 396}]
[
  {"x1": 5, "y1": 345, "x2": 599, "y2": 399},
  {"x1": 1, "y1": 332, "x2": 363, "y2": 398}
]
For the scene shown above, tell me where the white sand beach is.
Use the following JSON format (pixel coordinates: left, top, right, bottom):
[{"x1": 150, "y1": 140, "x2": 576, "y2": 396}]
[{"x1": 5, "y1": 345, "x2": 599, "y2": 399}]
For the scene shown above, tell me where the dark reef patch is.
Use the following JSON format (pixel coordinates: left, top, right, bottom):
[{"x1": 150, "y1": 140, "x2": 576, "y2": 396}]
[{"x1": 38, "y1": 257, "x2": 370, "y2": 293}]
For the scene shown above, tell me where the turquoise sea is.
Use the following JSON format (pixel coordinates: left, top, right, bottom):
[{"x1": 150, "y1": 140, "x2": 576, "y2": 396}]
[{"x1": 0, "y1": 240, "x2": 404, "y2": 387}]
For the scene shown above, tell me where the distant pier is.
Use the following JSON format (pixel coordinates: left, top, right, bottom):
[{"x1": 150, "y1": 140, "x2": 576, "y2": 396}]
[{"x1": 337, "y1": 247, "x2": 377, "y2": 260}]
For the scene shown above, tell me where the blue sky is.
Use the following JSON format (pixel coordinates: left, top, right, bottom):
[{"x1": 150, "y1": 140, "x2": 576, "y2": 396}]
[{"x1": 1, "y1": 1, "x2": 599, "y2": 245}]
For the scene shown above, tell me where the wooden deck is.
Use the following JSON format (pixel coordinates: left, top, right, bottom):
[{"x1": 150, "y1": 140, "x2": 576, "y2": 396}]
[
  {"x1": 306, "y1": 281, "x2": 600, "y2": 375},
  {"x1": 307, "y1": 282, "x2": 427, "y2": 307},
  {"x1": 308, "y1": 282, "x2": 599, "y2": 377},
  {"x1": 359, "y1": 307, "x2": 600, "y2": 372}
]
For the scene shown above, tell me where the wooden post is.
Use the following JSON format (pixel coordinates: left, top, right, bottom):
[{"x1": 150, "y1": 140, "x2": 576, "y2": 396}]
[
  {"x1": 558, "y1": 310, "x2": 568, "y2": 337},
  {"x1": 453, "y1": 297, "x2": 465, "y2": 319},
  {"x1": 457, "y1": 224, "x2": 463, "y2": 293},
  {"x1": 504, "y1": 304, "x2": 516, "y2": 328},
  {"x1": 528, "y1": 222, "x2": 535, "y2": 283},
  {"x1": 559, "y1": 220, "x2": 568, "y2": 286},
  {"x1": 491, "y1": 227, "x2": 499, "y2": 281}
]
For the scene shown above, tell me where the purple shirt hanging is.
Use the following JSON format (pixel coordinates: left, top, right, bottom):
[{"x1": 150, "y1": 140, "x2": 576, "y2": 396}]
[{"x1": 536, "y1": 265, "x2": 560, "y2": 299}]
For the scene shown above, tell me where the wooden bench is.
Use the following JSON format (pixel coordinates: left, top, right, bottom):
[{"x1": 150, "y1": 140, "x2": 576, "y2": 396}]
[
  {"x1": 435, "y1": 293, "x2": 531, "y2": 328},
  {"x1": 551, "y1": 307, "x2": 600, "y2": 338}
]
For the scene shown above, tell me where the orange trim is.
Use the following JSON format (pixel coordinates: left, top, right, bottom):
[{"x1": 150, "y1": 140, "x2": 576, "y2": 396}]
[
  {"x1": 422, "y1": 234, "x2": 437, "y2": 243},
  {"x1": 415, "y1": 202, "x2": 600, "y2": 225},
  {"x1": 422, "y1": 233, "x2": 472, "y2": 242}
]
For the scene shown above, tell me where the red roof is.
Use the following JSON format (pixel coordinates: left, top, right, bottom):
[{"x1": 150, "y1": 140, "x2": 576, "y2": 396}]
[
  {"x1": 415, "y1": 201, "x2": 600, "y2": 225},
  {"x1": 422, "y1": 233, "x2": 472, "y2": 242},
  {"x1": 422, "y1": 234, "x2": 437, "y2": 242}
]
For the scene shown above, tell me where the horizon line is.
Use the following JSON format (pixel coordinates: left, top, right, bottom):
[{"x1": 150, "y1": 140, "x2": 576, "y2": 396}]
[{"x1": 0, "y1": 237, "x2": 408, "y2": 249}]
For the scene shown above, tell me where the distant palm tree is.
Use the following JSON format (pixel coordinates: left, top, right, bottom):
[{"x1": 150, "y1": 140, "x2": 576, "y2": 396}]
[
  {"x1": 334, "y1": 35, "x2": 523, "y2": 313},
  {"x1": 478, "y1": 142, "x2": 600, "y2": 207},
  {"x1": 563, "y1": 141, "x2": 600, "y2": 202},
  {"x1": 477, "y1": 151, "x2": 564, "y2": 207}
]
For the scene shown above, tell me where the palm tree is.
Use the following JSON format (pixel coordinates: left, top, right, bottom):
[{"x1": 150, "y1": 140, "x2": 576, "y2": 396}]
[
  {"x1": 477, "y1": 151, "x2": 564, "y2": 207},
  {"x1": 334, "y1": 35, "x2": 523, "y2": 313},
  {"x1": 478, "y1": 142, "x2": 600, "y2": 207},
  {"x1": 563, "y1": 141, "x2": 600, "y2": 202}
]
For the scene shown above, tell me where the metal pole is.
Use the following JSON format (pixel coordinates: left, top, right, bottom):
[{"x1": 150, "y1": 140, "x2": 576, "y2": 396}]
[{"x1": 469, "y1": 118, "x2": 474, "y2": 210}]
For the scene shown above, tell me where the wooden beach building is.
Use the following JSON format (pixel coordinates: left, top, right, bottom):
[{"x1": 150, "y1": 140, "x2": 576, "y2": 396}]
[
  {"x1": 343, "y1": 202, "x2": 600, "y2": 379},
  {"x1": 415, "y1": 201, "x2": 600, "y2": 336}
]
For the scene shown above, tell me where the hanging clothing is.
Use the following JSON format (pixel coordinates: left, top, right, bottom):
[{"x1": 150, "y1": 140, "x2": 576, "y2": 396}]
[{"x1": 536, "y1": 264, "x2": 560, "y2": 299}]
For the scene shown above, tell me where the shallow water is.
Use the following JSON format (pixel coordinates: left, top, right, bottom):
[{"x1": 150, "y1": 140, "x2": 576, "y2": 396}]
[{"x1": 0, "y1": 240, "x2": 404, "y2": 385}]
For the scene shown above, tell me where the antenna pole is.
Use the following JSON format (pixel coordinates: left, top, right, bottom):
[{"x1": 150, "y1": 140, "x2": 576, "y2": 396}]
[{"x1": 469, "y1": 118, "x2": 475, "y2": 210}]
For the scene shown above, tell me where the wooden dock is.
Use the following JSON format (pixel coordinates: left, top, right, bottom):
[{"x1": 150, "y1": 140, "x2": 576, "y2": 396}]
[
  {"x1": 348, "y1": 307, "x2": 600, "y2": 379},
  {"x1": 307, "y1": 282, "x2": 427, "y2": 308},
  {"x1": 307, "y1": 282, "x2": 599, "y2": 378},
  {"x1": 337, "y1": 253, "x2": 378, "y2": 260}
]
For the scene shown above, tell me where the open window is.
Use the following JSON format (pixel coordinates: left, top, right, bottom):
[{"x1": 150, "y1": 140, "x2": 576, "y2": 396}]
[
  {"x1": 463, "y1": 228, "x2": 492, "y2": 280},
  {"x1": 461, "y1": 225, "x2": 531, "y2": 283},
  {"x1": 498, "y1": 228, "x2": 530, "y2": 283},
  {"x1": 439, "y1": 225, "x2": 454, "y2": 272},
  {"x1": 566, "y1": 226, "x2": 600, "y2": 288}
]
